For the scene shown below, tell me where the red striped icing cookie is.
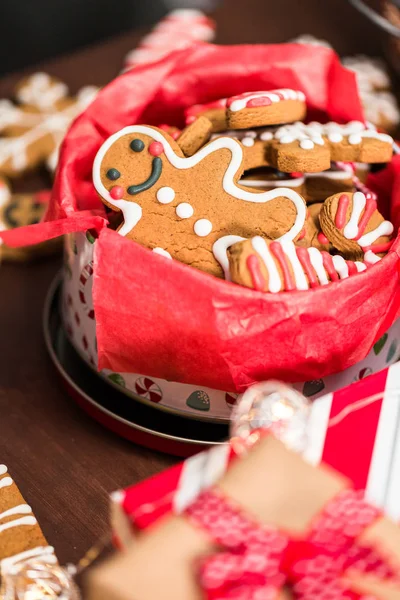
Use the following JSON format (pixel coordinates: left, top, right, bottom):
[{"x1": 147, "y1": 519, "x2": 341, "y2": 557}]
[
  {"x1": 228, "y1": 236, "x2": 367, "y2": 293},
  {"x1": 320, "y1": 191, "x2": 394, "y2": 259}
]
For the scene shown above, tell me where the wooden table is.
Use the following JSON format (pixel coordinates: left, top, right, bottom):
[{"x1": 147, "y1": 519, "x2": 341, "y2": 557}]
[{"x1": 0, "y1": 0, "x2": 388, "y2": 568}]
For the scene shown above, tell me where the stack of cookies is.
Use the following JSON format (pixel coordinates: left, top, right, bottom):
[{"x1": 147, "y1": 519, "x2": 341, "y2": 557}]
[{"x1": 92, "y1": 88, "x2": 395, "y2": 294}]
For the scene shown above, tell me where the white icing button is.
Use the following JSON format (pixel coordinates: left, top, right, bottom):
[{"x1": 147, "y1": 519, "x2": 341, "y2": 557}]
[
  {"x1": 260, "y1": 131, "x2": 273, "y2": 141},
  {"x1": 348, "y1": 134, "x2": 362, "y2": 145},
  {"x1": 153, "y1": 247, "x2": 172, "y2": 259},
  {"x1": 241, "y1": 137, "x2": 255, "y2": 147},
  {"x1": 328, "y1": 132, "x2": 343, "y2": 143},
  {"x1": 176, "y1": 202, "x2": 194, "y2": 219},
  {"x1": 194, "y1": 218, "x2": 212, "y2": 237},
  {"x1": 279, "y1": 135, "x2": 294, "y2": 144},
  {"x1": 300, "y1": 139, "x2": 314, "y2": 150},
  {"x1": 156, "y1": 186, "x2": 175, "y2": 204}
]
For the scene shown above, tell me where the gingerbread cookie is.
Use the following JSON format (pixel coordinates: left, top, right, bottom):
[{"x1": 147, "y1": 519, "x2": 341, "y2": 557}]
[
  {"x1": 227, "y1": 236, "x2": 366, "y2": 292},
  {"x1": 185, "y1": 99, "x2": 227, "y2": 133},
  {"x1": 176, "y1": 116, "x2": 212, "y2": 156},
  {"x1": 0, "y1": 73, "x2": 98, "y2": 176},
  {"x1": 0, "y1": 464, "x2": 56, "y2": 576},
  {"x1": 0, "y1": 183, "x2": 60, "y2": 261},
  {"x1": 226, "y1": 89, "x2": 307, "y2": 130},
  {"x1": 296, "y1": 203, "x2": 331, "y2": 251},
  {"x1": 361, "y1": 90, "x2": 400, "y2": 134},
  {"x1": 320, "y1": 191, "x2": 394, "y2": 260},
  {"x1": 93, "y1": 125, "x2": 307, "y2": 278},
  {"x1": 305, "y1": 165, "x2": 354, "y2": 203},
  {"x1": 269, "y1": 121, "x2": 393, "y2": 172}
]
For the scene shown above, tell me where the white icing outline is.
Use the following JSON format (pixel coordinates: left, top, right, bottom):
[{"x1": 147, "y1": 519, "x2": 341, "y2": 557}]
[
  {"x1": 93, "y1": 126, "x2": 307, "y2": 243},
  {"x1": 0, "y1": 546, "x2": 56, "y2": 571},
  {"x1": 213, "y1": 235, "x2": 246, "y2": 280},
  {"x1": 251, "y1": 236, "x2": 281, "y2": 292},
  {"x1": 228, "y1": 89, "x2": 306, "y2": 112},
  {"x1": 343, "y1": 191, "x2": 366, "y2": 239}
]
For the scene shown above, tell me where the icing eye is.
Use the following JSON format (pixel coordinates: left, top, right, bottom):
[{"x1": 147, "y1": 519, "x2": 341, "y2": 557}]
[
  {"x1": 130, "y1": 138, "x2": 145, "y2": 152},
  {"x1": 106, "y1": 168, "x2": 121, "y2": 180}
]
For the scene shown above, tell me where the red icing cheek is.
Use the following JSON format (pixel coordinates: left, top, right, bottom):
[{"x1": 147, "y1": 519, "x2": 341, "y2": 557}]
[
  {"x1": 149, "y1": 141, "x2": 164, "y2": 156},
  {"x1": 109, "y1": 186, "x2": 124, "y2": 200}
]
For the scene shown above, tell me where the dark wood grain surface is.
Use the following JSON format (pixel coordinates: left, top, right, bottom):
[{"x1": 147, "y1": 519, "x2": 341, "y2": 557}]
[{"x1": 0, "y1": 0, "x2": 391, "y2": 568}]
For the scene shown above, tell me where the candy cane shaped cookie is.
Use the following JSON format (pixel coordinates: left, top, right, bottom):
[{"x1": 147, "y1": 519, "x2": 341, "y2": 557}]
[
  {"x1": 320, "y1": 191, "x2": 394, "y2": 259},
  {"x1": 227, "y1": 236, "x2": 367, "y2": 293},
  {"x1": 93, "y1": 125, "x2": 307, "y2": 277}
]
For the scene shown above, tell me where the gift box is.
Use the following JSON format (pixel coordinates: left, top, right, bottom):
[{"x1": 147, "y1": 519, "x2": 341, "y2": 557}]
[
  {"x1": 87, "y1": 435, "x2": 400, "y2": 600},
  {"x1": 110, "y1": 362, "x2": 400, "y2": 549},
  {"x1": 3, "y1": 44, "x2": 400, "y2": 421}
]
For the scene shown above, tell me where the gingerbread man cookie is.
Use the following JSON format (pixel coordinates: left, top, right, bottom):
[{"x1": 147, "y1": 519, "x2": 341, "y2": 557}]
[
  {"x1": 239, "y1": 167, "x2": 306, "y2": 196},
  {"x1": 320, "y1": 191, "x2": 394, "y2": 260},
  {"x1": 93, "y1": 125, "x2": 307, "y2": 277},
  {"x1": 185, "y1": 98, "x2": 227, "y2": 132},
  {"x1": 226, "y1": 89, "x2": 306, "y2": 129},
  {"x1": 0, "y1": 73, "x2": 98, "y2": 176},
  {"x1": 176, "y1": 116, "x2": 212, "y2": 156},
  {"x1": 227, "y1": 236, "x2": 366, "y2": 293}
]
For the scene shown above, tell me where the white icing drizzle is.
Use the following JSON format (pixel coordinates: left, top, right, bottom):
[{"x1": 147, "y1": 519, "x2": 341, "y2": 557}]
[
  {"x1": 241, "y1": 137, "x2": 255, "y2": 147},
  {"x1": 240, "y1": 176, "x2": 305, "y2": 189},
  {"x1": 0, "y1": 465, "x2": 7, "y2": 476},
  {"x1": 93, "y1": 126, "x2": 307, "y2": 242},
  {"x1": 228, "y1": 89, "x2": 306, "y2": 112},
  {"x1": 0, "y1": 504, "x2": 32, "y2": 521},
  {"x1": 358, "y1": 221, "x2": 394, "y2": 247},
  {"x1": 343, "y1": 191, "x2": 366, "y2": 239},
  {"x1": 194, "y1": 218, "x2": 212, "y2": 237},
  {"x1": 156, "y1": 186, "x2": 175, "y2": 204},
  {"x1": 251, "y1": 236, "x2": 282, "y2": 293},
  {"x1": 0, "y1": 516, "x2": 37, "y2": 534},
  {"x1": 364, "y1": 250, "x2": 381, "y2": 264},
  {"x1": 152, "y1": 247, "x2": 172, "y2": 259},
  {"x1": 176, "y1": 202, "x2": 194, "y2": 218},
  {"x1": 273, "y1": 120, "x2": 392, "y2": 150},
  {"x1": 17, "y1": 73, "x2": 68, "y2": 110},
  {"x1": 281, "y1": 239, "x2": 309, "y2": 290},
  {"x1": 355, "y1": 262, "x2": 367, "y2": 272},
  {"x1": 0, "y1": 546, "x2": 56, "y2": 572},
  {"x1": 212, "y1": 235, "x2": 246, "y2": 280},
  {"x1": 307, "y1": 247, "x2": 329, "y2": 285},
  {"x1": 0, "y1": 477, "x2": 12, "y2": 490},
  {"x1": 332, "y1": 255, "x2": 349, "y2": 279}
]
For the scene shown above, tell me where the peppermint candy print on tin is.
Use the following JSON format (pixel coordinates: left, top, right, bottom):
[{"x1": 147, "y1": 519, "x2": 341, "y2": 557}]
[{"x1": 135, "y1": 377, "x2": 163, "y2": 403}]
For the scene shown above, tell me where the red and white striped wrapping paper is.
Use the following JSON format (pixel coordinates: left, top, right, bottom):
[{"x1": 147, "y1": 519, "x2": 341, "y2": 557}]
[
  {"x1": 111, "y1": 362, "x2": 400, "y2": 548},
  {"x1": 124, "y1": 9, "x2": 216, "y2": 71}
]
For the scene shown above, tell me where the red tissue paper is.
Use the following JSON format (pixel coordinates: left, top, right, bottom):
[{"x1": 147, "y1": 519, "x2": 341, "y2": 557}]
[{"x1": 3, "y1": 43, "x2": 400, "y2": 392}]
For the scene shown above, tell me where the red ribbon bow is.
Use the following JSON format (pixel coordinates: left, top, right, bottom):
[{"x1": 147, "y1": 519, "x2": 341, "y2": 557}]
[{"x1": 185, "y1": 489, "x2": 400, "y2": 599}]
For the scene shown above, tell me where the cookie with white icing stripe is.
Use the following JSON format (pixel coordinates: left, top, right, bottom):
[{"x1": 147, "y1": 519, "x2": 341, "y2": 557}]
[
  {"x1": 226, "y1": 89, "x2": 307, "y2": 129},
  {"x1": 93, "y1": 125, "x2": 307, "y2": 278},
  {"x1": 0, "y1": 73, "x2": 98, "y2": 177},
  {"x1": 227, "y1": 236, "x2": 367, "y2": 293},
  {"x1": 320, "y1": 191, "x2": 394, "y2": 260},
  {"x1": 305, "y1": 165, "x2": 354, "y2": 203},
  {"x1": 0, "y1": 464, "x2": 56, "y2": 574},
  {"x1": 239, "y1": 167, "x2": 306, "y2": 195}
]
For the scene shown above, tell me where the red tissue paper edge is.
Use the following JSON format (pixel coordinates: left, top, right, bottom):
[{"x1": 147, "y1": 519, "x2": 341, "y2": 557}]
[{"x1": 3, "y1": 43, "x2": 400, "y2": 392}]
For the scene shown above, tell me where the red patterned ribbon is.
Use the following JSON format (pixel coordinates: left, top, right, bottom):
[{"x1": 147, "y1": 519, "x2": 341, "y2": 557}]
[{"x1": 185, "y1": 488, "x2": 400, "y2": 599}]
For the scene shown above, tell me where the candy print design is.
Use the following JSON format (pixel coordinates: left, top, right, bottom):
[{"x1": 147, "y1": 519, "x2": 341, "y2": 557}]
[
  {"x1": 135, "y1": 377, "x2": 163, "y2": 403},
  {"x1": 108, "y1": 373, "x2": 126, "y2": 388},
  {"x1": 186, "y1": 390, "x2": 210, "y2": 411},
  {"x1": 93, "y1": 125, "x2": 307, "y2": 278},
  {"x1": 386, "y1": 340, "x2": 398, "y2": 363},
  {"x1": 78, "y1": 261, "x2": 95, "y2": 320},
  {"x1": 225, "y1": 392, "x2": 239, "y2": 409},
  {"x1": 302, "y1": 379, "x2": 325, "y2": 397},
  {"x1": 353, "y1": 367, "x2": 373, "y2": 382},
  {"x1": 227, "y1": 236, "x2": 367, "y2": 293},
  {"x1": 373, "y1": 333, "x2": 388, "y2": 355}
]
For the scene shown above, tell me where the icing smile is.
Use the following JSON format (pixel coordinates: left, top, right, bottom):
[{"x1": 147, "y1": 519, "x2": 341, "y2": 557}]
[{"x1": 127, "y1": 157, "x2": 162, "y2": 195}]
